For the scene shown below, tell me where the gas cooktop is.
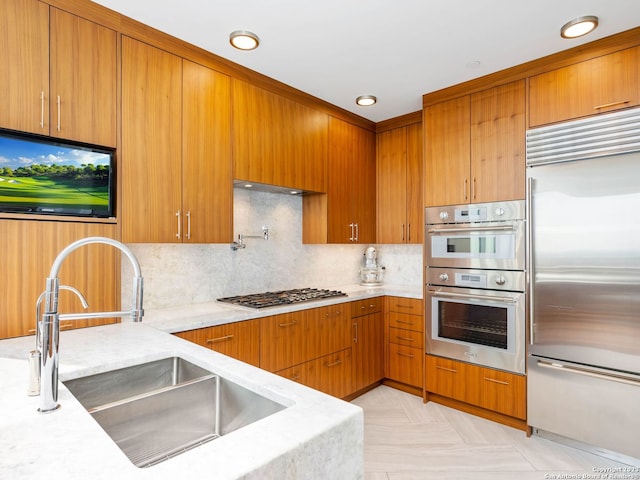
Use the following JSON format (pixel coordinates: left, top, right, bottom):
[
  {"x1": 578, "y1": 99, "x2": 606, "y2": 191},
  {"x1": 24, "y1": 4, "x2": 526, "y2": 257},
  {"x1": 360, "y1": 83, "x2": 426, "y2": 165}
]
[{"x1": 217, "y1": 288, "x2": 347, "y2": 309}]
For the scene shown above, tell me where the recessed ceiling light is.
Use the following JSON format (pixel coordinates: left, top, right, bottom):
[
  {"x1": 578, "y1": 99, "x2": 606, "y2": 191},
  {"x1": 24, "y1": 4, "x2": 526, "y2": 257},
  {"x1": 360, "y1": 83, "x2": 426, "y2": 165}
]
[
  {"x1": 229, "y1": 30, "x2": 260, "y2": 50},
  {"x1": 561, "y1": 16, "x2": 599, "y2": 39},
  {"x1": 356, "y1": 95, "x2": 377, "y2": 106}
]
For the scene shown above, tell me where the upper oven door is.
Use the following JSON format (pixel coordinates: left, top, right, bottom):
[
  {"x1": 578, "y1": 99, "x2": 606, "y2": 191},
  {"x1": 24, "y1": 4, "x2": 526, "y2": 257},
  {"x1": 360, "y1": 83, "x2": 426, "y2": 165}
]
[{"x1": 426, "y1": 221, "x2": 525, "y2": 270}]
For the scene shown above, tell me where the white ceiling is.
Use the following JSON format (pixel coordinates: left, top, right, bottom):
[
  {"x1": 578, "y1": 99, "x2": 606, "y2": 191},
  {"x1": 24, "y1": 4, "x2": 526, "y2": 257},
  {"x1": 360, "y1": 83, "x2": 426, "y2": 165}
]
[{"x1": 92, "y1": 0, "x2": 640, "y2": 123}]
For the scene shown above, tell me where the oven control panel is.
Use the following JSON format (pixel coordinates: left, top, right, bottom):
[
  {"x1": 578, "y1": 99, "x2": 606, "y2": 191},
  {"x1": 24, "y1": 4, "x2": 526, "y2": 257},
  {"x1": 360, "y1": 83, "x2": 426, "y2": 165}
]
[{"x1": 427, "y1": 267, "x2": 525, "y2": 292}]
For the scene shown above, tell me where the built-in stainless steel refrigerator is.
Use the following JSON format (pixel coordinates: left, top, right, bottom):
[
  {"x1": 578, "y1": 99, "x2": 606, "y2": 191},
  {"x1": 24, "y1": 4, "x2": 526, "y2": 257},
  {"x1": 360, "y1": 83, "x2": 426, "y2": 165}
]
[{"x1": 526, "y1": 108, "x2": 640, "y2": 463}]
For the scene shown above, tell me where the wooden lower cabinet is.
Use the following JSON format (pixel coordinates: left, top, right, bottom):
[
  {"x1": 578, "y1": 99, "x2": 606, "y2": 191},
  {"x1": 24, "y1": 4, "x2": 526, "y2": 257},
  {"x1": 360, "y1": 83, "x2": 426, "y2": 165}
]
[
  {"x1": 259, "y1": 311, "x2": 308, "y2": 372},
  {"x1": 174, "y1": 319, "x2": 260, "y2": 367},
  {"x1": 426, "y1": 354, "x2": 527, "y2": 426},
  {"x1": 307, "y1": 349, "x2": 353, "y2": 398},
  {"x1": 386, "y1": 296, "x2": 424, "y2": 390},
  {"x1": 351, "y1": 297, "x2": 384, "y2": 393}
]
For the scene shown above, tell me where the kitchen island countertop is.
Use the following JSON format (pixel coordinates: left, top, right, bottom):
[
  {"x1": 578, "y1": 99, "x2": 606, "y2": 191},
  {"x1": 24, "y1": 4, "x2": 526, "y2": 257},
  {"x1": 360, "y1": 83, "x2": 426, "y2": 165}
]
[{"x1": 0, "y1": 322, "x2": 363, "y2": 479}]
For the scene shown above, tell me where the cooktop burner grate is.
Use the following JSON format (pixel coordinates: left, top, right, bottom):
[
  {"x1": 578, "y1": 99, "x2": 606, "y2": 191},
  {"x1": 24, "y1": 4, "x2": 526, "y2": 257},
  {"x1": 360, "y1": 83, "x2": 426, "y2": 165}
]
[{"x1": 217, "y1": 288, "x2": 347, "y2": 309}]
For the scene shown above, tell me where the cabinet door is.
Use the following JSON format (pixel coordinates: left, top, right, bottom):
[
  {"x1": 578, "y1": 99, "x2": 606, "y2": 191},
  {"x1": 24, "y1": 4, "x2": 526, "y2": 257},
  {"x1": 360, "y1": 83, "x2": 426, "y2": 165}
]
[
  {"x1": 308, "y1": 305, "x2": 351, "y2": 360},
  {"x1": 0, "y1": 0, "x2": 49, "y2": 135},
  {"x1": 49, "y1": 8, "x2": 117, "y2": 147},
  {"x1": 405, "y1": 122, "x2": 424, "y2": 244},
  {"x1": 0, "y1": 220, "x2": 119, "y2": 339},
  {"x1": 232, "y1": 79, "x2": 328, "y2": 192},
  {"x1": 388, "y1": 343, "x2": 423, "y2": 388},
  {"x1": 377, "y1": 127, "x2": 407, "y2": 243},
  {"x1": 121, "y1": 37, "x2": 182, "y2": 243},
  {"x1": 529, "y1": 47, "x2": 640, "y2": 127},
  {"x1": 182, "y1": 60, "x2": 232, "y2": 243},
  {"x1": 424, "y1": 96, "x2": 470, "y2": 206},
  {"x1": 327, "y1": 117, "x2": 376, "y2": 243},
  {"x1": 470, "y1": 80, "x2": 525, "y2": 203},
  {"x1": 259, "y1": 311, "x2": 307, "y2": 372},
  {"x1": 466, "y1": 364, "x2": 526, "y2": 419},
  {"x1": 425, "y1": 355, "x2": 466, "y2": 402},
  {"x1": 307, "y1": 349, "x2": 353, "y2": 398},
  {"x1": 352, "y1": 312, "x2": 384, "y2": 392},
  {"x1": 175, "y1": 320, "x2": 260, "y2": 367}
]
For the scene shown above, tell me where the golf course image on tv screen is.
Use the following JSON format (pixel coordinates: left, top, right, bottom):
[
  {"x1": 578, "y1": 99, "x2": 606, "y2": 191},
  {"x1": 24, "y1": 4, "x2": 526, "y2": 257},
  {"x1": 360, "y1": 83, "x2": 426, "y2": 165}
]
[{"x1": 0, "y1": 130, "x2": 114, "y2": 217}]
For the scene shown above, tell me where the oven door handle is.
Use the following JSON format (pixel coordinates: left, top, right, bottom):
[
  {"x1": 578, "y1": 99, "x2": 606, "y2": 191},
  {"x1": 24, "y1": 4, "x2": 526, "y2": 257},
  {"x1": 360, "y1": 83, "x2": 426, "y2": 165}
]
[
  {"x1": 427, "y1": 225, "x2": 515, "y2": 234},
  {"x1": 428, "y1": 289, "x2": 517, "y2": 304}
]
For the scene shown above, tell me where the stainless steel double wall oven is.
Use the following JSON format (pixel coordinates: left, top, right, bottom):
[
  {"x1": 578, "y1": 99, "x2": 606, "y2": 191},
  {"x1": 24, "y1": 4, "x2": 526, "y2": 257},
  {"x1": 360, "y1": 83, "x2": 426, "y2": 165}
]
[{"x1": 425, "y1": 200, "x2": 526, "y2": 374}]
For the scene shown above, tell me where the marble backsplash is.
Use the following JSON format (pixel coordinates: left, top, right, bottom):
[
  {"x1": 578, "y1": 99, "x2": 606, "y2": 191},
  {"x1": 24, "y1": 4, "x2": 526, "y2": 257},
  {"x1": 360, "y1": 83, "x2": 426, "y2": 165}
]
[{"x1": 122, "y1": 189, "x2": 423, "y2": 309}]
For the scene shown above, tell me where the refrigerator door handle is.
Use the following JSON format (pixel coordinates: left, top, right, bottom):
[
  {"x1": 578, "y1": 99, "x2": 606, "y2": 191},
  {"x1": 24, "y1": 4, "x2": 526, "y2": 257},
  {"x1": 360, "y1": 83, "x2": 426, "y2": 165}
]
[
  {"x1": 527, "y1": 176, "x2": 535, "y2": 345},
  {"x1": 537, "y1": 359, "x2": 640, "y2": 387}
]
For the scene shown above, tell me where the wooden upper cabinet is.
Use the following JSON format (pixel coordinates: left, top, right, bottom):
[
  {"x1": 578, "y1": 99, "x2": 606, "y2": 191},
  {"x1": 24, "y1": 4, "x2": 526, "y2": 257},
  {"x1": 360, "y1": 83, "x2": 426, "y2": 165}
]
[
  {"x1": 49, "y1": 8, "x2": 117, "y2": 146},
  {"x1": 182, "y1": 60, "x2": 233, "y2": 243},
  {"x1": 0, "y1": 1, "x2": 116, "y2": 146},
  {"x1": 424, "y1": 96, "x2": 471, "y2": 207},
  {"x1": 529, "y1": 47, "x2": 640, "y2": 127},
  {"x1": 424, "y1": 81, "x2": 525, "y2": 206},
  {"x1": 325, "y1": 117, "x2": 376, "y2": 244},
  {"x1": 122, "y1": 39, "x2": 233, "y2": 243},
  {"x1": 470, "y1": 80, "x2": 525, "y2": 203},
  {"x1": 0, "y1": 0, "x2": 49, "y2": 135},
  {"x1": 232, "y1": 79, "x2": 328, "y2": 192},
  {"x1": 377, "y1": 123, "x2": 423, "y2": 244},
  {"x1": 121, "y1": 37, "x2": 183, "y2": 243}
]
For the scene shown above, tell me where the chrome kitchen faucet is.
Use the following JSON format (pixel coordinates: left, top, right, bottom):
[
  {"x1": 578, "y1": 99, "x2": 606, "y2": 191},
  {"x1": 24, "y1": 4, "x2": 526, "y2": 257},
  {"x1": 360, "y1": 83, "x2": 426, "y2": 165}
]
[{"x1": 30, "y1": 237, "x2": 144, "y2": 413}]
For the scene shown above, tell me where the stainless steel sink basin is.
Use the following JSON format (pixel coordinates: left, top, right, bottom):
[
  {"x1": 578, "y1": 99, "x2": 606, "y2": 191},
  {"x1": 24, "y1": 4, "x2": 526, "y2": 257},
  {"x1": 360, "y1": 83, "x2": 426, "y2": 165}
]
[{"x1": 63, "y1": 357, "x2": 286, "y2": 468}]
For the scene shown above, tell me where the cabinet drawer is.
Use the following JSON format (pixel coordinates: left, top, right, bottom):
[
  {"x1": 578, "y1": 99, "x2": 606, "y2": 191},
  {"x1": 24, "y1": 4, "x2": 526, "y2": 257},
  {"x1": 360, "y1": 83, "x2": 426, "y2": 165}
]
[
  {"x1": 351, "y1": 297, "x2": 383, "y2": 317},
  {"x1": 388, "y1": 312, "x2": 423, "y2": 333},
  {"x1": 425, "y1": 355, "x2": 466, "y2": 402},
  {"x1": 259, "y1": 311, "x2": 307, "y2": 372},
  {"x1": 308, "y1": 305, "x2": 351, "y2": 360},
  {"x1": 307, "y1": 349, "x2": 353, "y2": 399},
  {"x1": 388, "y1": 343, "x2": 423, "y2": 388},
  {"x1": 389, "y1": 327, "x2": 423, "y2": 349},
  {"x1": 174, "y1": 320, "x2": 260, "y2": 367},
  {"x1": 387, "y1": 296, "x2": 423, "y2": 315},
  {"x1": 466, "y1": 364, "x2": 526, "y2": 420}
]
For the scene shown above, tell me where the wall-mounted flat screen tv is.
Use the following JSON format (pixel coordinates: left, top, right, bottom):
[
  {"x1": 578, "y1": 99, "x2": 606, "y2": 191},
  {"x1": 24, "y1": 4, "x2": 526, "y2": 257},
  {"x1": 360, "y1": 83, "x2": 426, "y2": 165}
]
[{"x1": 0, "y1": 129, "x2": 115, "y2": 218}]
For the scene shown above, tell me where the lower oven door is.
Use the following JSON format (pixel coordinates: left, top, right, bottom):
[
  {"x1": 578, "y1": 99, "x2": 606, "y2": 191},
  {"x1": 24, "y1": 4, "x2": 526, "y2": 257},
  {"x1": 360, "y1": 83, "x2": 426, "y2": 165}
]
[{"x1": 426, "y1": 286, "x2": 526, "y2": 374}]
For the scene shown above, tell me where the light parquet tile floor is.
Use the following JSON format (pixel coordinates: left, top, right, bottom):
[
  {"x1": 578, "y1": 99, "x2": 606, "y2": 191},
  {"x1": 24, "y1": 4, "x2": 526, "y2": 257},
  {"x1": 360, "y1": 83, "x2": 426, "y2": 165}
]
[{"x1": 351, "y1": 385, "x2": 634, "y2": 480}]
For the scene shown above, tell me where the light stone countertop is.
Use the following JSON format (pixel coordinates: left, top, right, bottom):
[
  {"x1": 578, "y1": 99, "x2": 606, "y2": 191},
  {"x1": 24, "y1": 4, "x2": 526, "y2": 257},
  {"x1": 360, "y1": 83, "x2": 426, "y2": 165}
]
[
  {"x1": 0, "y1": 284, "x2": 420, "y2": 479},
  {"x1": 0, "y1": 323, "x2": 363, "y2": 480},
  {"x1": 143, "y1": 284, "x2": 423, "y2": 333}
]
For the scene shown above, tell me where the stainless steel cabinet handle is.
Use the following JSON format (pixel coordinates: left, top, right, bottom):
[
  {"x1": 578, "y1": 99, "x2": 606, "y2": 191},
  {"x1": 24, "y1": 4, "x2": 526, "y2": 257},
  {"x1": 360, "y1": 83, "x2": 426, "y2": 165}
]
[
  {"x1": 207, "y1": 334, "x2": 234, "y2": 344},
  {"x1": 472, "y1": 177, "x2": 477, "y2": 200},
  {"x1": 353, "y1": 322, "x2": 358, "y2": 344},
  {"x1": 186, "y1": 211, "x2": 191, "y2": 240},
  {"x1": 56, "y1": 95, "x2": 61, "y2": 131},
  {"x1": 40, "y1": 91, "x2": 45, "y2": 129},
  {"x1": 402, "y1": 224, "x2": 405, "y2": 242},
  {"x1": 354, "y1": 222, "x2": 359, "y2": 242},
  {"x1": 464, "y1": 178, "x2": 468, "y2": 201},
  {"x1": 429, "y1": 289, "x2": 516, "y2": 304},
  {"x1": 593, "y1": 100, "x2": 630, "y2": 110},
  {"x1": 397, "y1": 352, "x2": 415, "y2": 359},
  {"x1": 483, "y1": 377, "x2": 509, "y2": 386},
  {"x1": 176, "y1": 210, "x2": 181, "y2": 239},
  {"x1": 278, "y1": 320, "x2": 297, "y2": 327},
  {"x1": 349, "y1": 223, "x2": 354, "y2": 242},
  {"x1": 527, "y1": 176, "x2": 535, "y2": 345},
  {"x1": 427, "y1": 225, "x2": 515, "y2": 234},
  {"x1": 436, "y1": 365, "x2": 457, "y2": 373},
  {"x1": 396, "y1": 335, "x2": 415, "y2": 342},
  {"x1": 324, "y1": 359, "x2": 342, "y2": 368},
  {"x1": 395, "y1": 319, "x2": 415, "y2": 325},
  {"x1": 407, "y1": 223, "x2": 411, "y2": 242},
  {"x1": 537, "y1": 360, "x2": 640, "y2": 387}
]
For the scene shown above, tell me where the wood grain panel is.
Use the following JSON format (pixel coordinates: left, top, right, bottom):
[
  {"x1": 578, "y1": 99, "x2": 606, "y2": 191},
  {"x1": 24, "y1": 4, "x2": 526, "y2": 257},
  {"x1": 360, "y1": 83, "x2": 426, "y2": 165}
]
[
  {"x1": 350, "y1": 297, "x2": 383, "y2": 318},
  {"x1": 389, "y1": 327, "x2": 423, "y2": 349},
  {"x1": 424, "y1": 96, "x2": 471, "y2": 206},
  {"x1": 388, "y1": 296, "x2": 424, "y2": 315},
  {"x1": 466, "y1": 364, "x2": 527, "y2": 420},
  {"x1": 307, "y1": 349, "x2": 353, "y2": 398},
  {"x1": 0, "y1": 0, "x2": 49, "y2": 134},
  {"x1": 182, "y1": 60, "x2": 233, "y2": 243},
  {"x1": 529, "y1": 46, "x2": 640, "y2": 127},
  {"x1": 174, "y1": 320, "x2": 260, "y2": 367},
  {"x1": 352, "y1": 312, "x2": 384, "y2": 392},
  {"x1": 376, "y1": 127, "x2": 407, "y2": 243},
  {"x1": 405, "y1": 122, "x2": 424, "y2": 244},
  {"x1": 307, "y1": 305, "x2": 351, "y2": 361},
  {"x1": 425, "y1": 355, "x2": 466, "y2": 402},
  {"x1": 470, "y1": 80, "x2": 525, "y2": 203},
  {"x1": 121, "y1": 36, "x2": 182, "y2": 242},
  {"x1": 259, "y1": 311, "x2": 308, "y2": 372},
  {"x1": 50, "y1": 7, "x2": 117, "y2": 146},
  {"x1": 388, "y1": 343, "x2": 423, "y2": 388},
  {"x1": 0, "y1": 220, "x2": 119, "y2": 339}
]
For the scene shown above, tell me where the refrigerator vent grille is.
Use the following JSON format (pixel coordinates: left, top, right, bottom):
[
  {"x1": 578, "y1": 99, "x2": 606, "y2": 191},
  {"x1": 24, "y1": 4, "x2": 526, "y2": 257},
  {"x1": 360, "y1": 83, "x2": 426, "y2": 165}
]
[{"x1": 526, "y1": 108, "x2": 640, "y2": 166}]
